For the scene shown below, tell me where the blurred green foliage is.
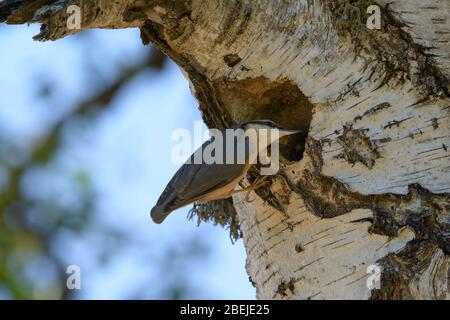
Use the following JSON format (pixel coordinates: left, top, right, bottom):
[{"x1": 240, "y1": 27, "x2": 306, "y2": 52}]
[{"x1": 0, "y1": 29, "x2": 211, "y2": 299}]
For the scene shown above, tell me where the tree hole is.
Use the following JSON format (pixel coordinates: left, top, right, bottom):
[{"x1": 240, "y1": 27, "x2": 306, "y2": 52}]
[{"x1": 213, "y1": 76, "x2": 313, "y2": 162}]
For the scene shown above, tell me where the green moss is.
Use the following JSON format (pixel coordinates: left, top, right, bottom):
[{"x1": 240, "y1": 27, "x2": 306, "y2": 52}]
[{"x1": 187, "y1": 198, "x2": 241, "y2": 243}]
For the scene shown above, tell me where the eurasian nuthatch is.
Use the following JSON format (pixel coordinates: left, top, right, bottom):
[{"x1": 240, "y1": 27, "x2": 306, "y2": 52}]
[{"x1": 151, "y1": 120, "x2": 300, "y2": 223}]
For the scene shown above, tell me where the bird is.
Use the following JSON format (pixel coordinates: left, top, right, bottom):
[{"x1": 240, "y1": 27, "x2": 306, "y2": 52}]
[{"x1": 150, "y1": 120, "x2": 301, "y2": 224}]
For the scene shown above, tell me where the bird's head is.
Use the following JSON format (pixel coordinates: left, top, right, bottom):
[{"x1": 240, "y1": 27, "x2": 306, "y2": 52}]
[
  {"x1": 240, "y1": 119, "x2": 300, "y2": 138},
  {"x1": 236, "y1": 119, "x2": 301, "y2": 151}
]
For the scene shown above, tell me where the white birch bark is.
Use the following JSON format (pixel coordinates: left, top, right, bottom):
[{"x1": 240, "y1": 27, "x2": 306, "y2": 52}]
[{"x1": 2, "y1": 0, "x2": 448, "y2": 299}]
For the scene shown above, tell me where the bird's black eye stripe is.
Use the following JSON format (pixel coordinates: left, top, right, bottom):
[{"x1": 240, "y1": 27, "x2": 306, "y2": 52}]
[
  {"x1": 257, "y1": 120, "x2": 278, "y2": 128},
  {"x1": 242, "y1": 120, "x2": 275, "y2": 126},
  {"x1": 262, "y1": 120, "x2": 275, "y2": 126},
  {"x1": 233, "y1": 119, "x2": 281, "y2": 129}
]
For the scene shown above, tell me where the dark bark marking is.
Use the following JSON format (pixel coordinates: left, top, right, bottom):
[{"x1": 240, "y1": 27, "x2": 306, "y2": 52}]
[
  {"x1": 261, "y1": 271, "x2": 277, "y2": 287},
  {"x1": 320, "y1": 237, "x2": 348, "y2": 248},
  {"x1": 276, "y1": 278, "x2": 297, "y2": 297},
  {"x1": 223, "y1": 53, "x2": 242, "y2": 67},
  {"x1": 325, "y1": 269, "x2": 355, "y2": 286},
  {"x1": 431, "y1": 117, "x2": 440, "y2": 130},
  {"x1": 330, "y1": 240, "x2": 356, "y2": 250},
  {"x1": 417, "y1": 145, "x2": 447, "y2": 155},
  {"x1": 354, "y1": 102, "x2": 391, "y2": 123},
  {"x1": 383, "y1": 116, "x2": 415, "y2": 129},
  {"x1": 295, "y1": 243, "x2": 304, "y2": 253},
  {"x1": 267, "y1": 238, "x2": 287, "y2": 251},
  {"x1": 302, "y1": 234, "x2": 330, "y2": 247},
  {"x1": 336, "y1": 125, "x2": 380, "y2": 169},
  {"x1": 346, "y1": 273, "x2": 369, "y2": 286},
  {"x1": 294, "y1": 257, "x2": 325, "y2": 273}
]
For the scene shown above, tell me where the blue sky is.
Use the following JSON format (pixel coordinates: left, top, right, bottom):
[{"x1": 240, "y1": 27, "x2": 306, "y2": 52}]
[{"x1": 0, "y1": 24, "x2": 255, "y2": 299}]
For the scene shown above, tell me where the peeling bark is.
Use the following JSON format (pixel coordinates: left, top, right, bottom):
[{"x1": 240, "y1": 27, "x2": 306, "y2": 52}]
[
  {"x1": 371, "y1": 241, "x2": 449, "y2": 300},
  {"x1": 2, "y1": 0, "x2": 449, "y2": 299}
]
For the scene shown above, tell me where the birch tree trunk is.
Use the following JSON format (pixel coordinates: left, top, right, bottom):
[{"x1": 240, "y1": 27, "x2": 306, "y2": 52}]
[{"x1": 2, "y1": 0, "x2": 449, "y2": 299}]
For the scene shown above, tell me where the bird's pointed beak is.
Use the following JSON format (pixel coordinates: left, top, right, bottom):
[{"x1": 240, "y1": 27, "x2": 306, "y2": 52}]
[{"x1": 278, "y1": 128, "x2": 302, "y2": 137}]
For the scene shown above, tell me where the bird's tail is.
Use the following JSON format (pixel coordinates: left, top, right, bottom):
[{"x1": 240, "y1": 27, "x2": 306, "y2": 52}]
[{"x1": 150, "y1": 206, "x2": 172, "y2": 224}]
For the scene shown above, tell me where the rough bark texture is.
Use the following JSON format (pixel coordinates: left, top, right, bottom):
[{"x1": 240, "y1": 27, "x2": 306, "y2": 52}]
[{"x1": 2, "y1": 0, "x2": 449, "y2": 299}]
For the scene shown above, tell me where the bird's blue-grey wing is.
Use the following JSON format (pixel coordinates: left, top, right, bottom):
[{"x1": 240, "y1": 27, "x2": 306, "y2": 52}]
[
  {"x1": 154, "y1": 162, "x2": 246, "y2": 211},
  {"x1": 151, "y1": 135, "x2": 249, "y2": 223}
]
